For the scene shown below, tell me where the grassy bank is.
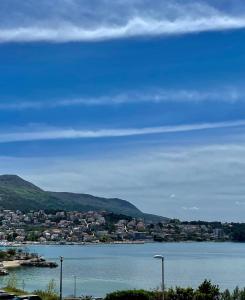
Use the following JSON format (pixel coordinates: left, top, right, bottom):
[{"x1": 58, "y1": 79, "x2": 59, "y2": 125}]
[{"x1": 2, "y1": 274, "x2": 59, "y2": 300}]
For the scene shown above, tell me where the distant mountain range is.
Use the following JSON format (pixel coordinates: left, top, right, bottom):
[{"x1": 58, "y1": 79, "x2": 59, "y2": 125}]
[{"x1": 0, "y1": 175, "x2": 168, "y2": 222}]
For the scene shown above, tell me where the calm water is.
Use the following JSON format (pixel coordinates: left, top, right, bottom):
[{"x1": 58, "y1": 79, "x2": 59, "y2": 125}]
[{"x1": 1, "y1": 243, "x2": 245, "y2": 297}]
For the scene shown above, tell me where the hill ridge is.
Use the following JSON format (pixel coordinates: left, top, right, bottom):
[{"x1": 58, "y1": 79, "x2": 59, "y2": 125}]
[{"x1": 0, "y1": 174, "x2": 168, "y2": 222}]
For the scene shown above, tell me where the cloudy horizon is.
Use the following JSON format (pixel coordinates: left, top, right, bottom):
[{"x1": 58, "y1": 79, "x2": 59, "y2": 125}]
[{"x1": 1, "y1": 0, "x2": 245, "y2": 221}]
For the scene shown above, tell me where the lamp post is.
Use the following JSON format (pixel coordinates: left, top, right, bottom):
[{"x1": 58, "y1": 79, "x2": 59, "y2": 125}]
[
  {"x1": 60, "y1": 256, "x2": 64, "y2": 300},
  {"x1": 154, "y1": 255, "x2": 164, "y2": 300}
]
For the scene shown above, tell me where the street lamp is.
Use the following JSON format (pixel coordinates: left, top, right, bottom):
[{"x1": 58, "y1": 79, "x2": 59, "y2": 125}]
[
  {"x1": 154, "y1": 255, "x2": 164, "y2": 300},
  {"x1": 60, "y1": 256, "x2": 64, "y2": 300}
]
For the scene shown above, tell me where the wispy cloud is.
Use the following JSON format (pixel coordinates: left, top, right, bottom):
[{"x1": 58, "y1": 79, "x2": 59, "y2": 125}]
[
  {"x1": 1, "y1": 120, "x2": 245, "y2": 143},
  {"x1": 182, "y1": 206, "x2": 199, "y2": 211},
  {"x1": 1, "y1": 0, "x2": 245, "y2": 42},
  {"x1": 0, "y1": 88, "x2": 243, "y2": 110},
  {"x1": 235, "y1": 201, "x2": 245, "y2": 206},
  {"x1": 1, "y1": 16, "x2": 245, "y2": 43}
]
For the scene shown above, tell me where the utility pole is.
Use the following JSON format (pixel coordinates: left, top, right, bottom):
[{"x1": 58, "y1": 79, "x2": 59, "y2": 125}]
[
  {"x1": 60, "y1": 256, "x2": 64, "y2": 300},
  {"x1": 161, "y1": 256, "x2": 164, "y2": 300},
  {"x1": 74, "y1": 275, "x2": 77, "y2": 298}
]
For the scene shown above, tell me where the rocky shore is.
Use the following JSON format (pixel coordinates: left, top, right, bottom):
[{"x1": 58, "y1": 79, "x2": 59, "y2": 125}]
[
  {"x1": 0, "y1": 249, "x2": 58, "y2": 276},
  {"x1": 20, "y1": 257, "x2": 58, "y2": 268}
]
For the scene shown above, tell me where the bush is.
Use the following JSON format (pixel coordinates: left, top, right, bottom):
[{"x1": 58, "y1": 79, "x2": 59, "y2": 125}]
[
  {"x1": 166, "y1": 287, "x2": 194, "y2": 300},
  {"x1": 34, "y1": 280, "x2": 59, "y2": 300},
  {"x1": 6, "y1": 278, "x2": 245, "y2": 300},
  {"x1": 104, "y1": 280, "x2": 221, "y2": 300},
  {"x1": 7, "y1": 249, "x2": 17, "y2": 257},
  {"x1": 104, "y1": 290, "x2": 156, "y2": 300},
  {"x1": 220, "y1": 287, "x2": 245, "y2": 300},
  {"x1": 0, "y1": 251, "x2": 7, "y2": 261},
  {"x1": 196, "y1": 279, "x2": 219, "y2": 298}
]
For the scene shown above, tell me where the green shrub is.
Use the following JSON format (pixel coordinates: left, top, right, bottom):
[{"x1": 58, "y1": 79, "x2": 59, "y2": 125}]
[
  {"x1": 196, "y1": 279, "x2": 219, "y2": 298},
  {"x1": 165, "y1": 287, "x2": 194, "y2": 300},
  {"x1": 7, "y1": 249, "x2": 17, "y2": 257},
  {"x1": 34, "y1": 279, "x2": 58, "y2": 300},
  {"x1": 0, "y1": 251, "x2": 7, "y2": 261},
  {"x1": 104, "y1": 290, "x2": 156, "y2": 300},
  {"x1": 34, "y1": 289, "x2": 59, "y2": 300},
  {"x1": 104, "y1": 281, "x2": 221, "y2": 300}
]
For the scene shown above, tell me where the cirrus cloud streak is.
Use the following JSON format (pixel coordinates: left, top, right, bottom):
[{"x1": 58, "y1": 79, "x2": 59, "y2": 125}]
[
  {"x1": 0, "y1": 88, "x2": 243, "y2": 110},
  {"x1": 1, "y1": 16, "x2": 245, "y2": 43},
  {"x1": 1, "y1": 0, "x2": 245, "y2": 43},
  {"x1": 0, "y1": 120, "x2": 245, "y2": 143}
]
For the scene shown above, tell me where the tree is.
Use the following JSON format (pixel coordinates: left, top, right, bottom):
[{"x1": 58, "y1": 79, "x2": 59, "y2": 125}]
[
  {"x1": 197, "y1": 279, "x2": 220, "y2": 299},
  {"x1": 7, "y1": 249, "x2": 16, "y2": 257}
]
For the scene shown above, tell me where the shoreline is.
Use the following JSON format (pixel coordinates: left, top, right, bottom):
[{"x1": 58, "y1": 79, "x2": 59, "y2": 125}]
[
  {"x1": 0, "y1": 240, "x2": 240, "y2": 248},
  {"x1": 0, "y1": 240, "x2": 147, "y2": 247},
  {"x1": 2, "y1": 260, "x2": 21, "y2": 268}
]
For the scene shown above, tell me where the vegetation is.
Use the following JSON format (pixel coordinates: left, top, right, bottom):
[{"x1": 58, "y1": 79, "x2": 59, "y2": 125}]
[
  {"x1": 0, "y1": 248, "x2": 18, "y2": 261},
  {"x1": 4, "y1": 278, "x2": 245, "y2": 300},
  {"x1": 4, "y1": 273, "x2": 27, "y2": 295},
  {"x1": 105, "y1": 290, "x2": 157, "y2": 300},
  {"x1": 170, "y1": 219, "x2": 245, "y2": 242},
  {"x1": 34, "y1": 279, "x2": 59, "y2": 300},
  {"x1": 105, "y1": 280, "x2": 245, "y2": 300},
  {"x1": 229, "y1": 223, "x2": 245, "y2": 242},
  {"x1": 0, "y1": 175, "x2": 166, "y2": 222},
  {"x1": 3, "y1": 276, "x2": 59, "y2": 300}
]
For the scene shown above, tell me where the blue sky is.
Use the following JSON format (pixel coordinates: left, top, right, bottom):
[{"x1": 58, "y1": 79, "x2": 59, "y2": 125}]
[{"x1": 1, "y1": 0, "x2": 245, "y2": 221}]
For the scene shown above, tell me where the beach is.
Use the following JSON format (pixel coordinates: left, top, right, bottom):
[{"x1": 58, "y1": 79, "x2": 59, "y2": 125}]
[{"x1": 2, "y1": 260, "x2": 21, "y2": 268}]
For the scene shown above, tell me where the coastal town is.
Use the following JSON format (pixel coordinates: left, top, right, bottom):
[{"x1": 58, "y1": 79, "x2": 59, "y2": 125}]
[{"x1": 0, "y1": 209, "x2": 241, "y2": 244}]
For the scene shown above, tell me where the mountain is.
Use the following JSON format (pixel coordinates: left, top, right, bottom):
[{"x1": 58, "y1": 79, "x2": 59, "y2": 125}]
[{"x1": 0, "y1": 175, "x2": 168, "y2": 222}]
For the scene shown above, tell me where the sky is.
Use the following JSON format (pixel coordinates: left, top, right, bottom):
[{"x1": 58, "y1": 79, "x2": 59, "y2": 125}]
[{"x1": 1, "y1": 0, "x2": 245, "y2": 221}]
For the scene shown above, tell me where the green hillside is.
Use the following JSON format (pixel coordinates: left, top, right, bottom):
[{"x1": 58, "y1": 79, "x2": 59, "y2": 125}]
[{"x1": 0, "y1": 175, "x2": 167, "y2": 222}]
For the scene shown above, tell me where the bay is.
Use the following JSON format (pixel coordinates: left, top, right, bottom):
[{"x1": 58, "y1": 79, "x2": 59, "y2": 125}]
[{"x1": 1, "y1": 242, "x2": 245, "y2": 298}]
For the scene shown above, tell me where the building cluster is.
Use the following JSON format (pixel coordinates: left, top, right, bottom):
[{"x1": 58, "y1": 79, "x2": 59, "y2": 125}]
[
  {"x1": 149, "y1": 221, "x2": 230, "y2": 242},
  {"x1": 0, "y1": 210, "x2": 231, "y2": 244}
]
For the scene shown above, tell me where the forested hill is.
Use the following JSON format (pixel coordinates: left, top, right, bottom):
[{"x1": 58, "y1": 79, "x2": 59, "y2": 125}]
[{"x1": 0, "y1": 175, "x2": 168, "y2": 222}]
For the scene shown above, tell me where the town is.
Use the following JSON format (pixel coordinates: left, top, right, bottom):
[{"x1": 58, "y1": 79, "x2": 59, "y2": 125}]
[{"x1": 0, "y1": 209, "x2": 242, "y2": 244}]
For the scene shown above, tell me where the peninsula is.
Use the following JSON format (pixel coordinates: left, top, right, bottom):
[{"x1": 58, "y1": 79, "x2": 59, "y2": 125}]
[{"x1": 0, "y1": 248, "x2": 57, "y2": 276}]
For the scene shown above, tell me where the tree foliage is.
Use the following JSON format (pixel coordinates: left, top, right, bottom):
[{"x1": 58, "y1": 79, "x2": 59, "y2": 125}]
[{"x1": 105, "y1": 280, "x2": 245, "y2": 300}]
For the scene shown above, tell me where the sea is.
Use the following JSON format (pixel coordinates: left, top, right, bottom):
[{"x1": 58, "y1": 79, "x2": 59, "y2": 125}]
[{"x1": 0, "y1": 242, "x2": 245, "y2": 298}]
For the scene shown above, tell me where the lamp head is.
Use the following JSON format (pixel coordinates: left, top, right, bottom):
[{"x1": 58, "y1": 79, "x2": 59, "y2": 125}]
[{"x1": 154, "y1": 255, "x2": 164, "y2": 259}]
